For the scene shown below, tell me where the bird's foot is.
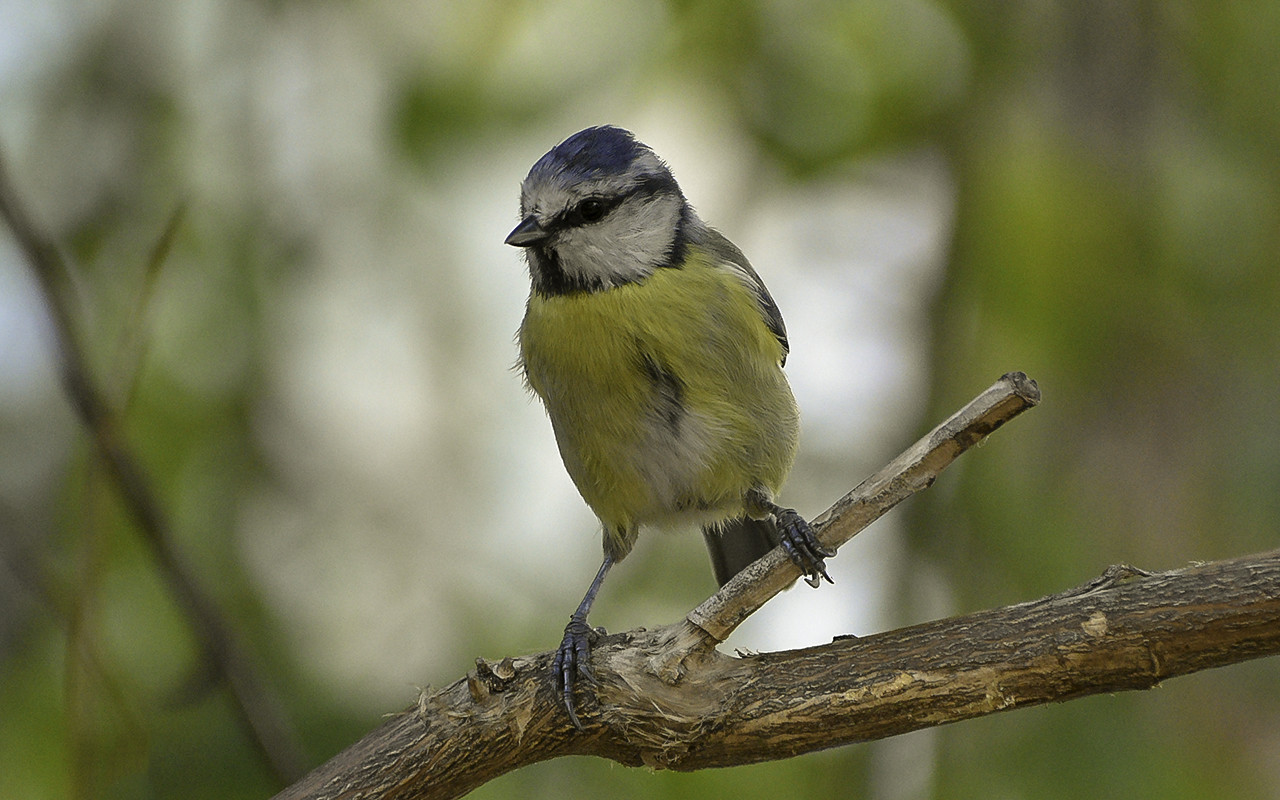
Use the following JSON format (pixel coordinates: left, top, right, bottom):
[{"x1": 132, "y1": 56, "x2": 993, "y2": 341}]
[
  {"x1": 774, "y1": 507, "x2": 835, "y2": 588},
  {"x1": 552, "y1": 616, "x2": 601, "y2": 729}
]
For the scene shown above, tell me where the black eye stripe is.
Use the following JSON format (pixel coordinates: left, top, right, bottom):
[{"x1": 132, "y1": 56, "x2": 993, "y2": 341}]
[
  {"x1": 627, "y1": 173, "x2": 681, "y2": 205},
  {"x1": 554, "y1": 173, "x2": 680, "y2": 231}
]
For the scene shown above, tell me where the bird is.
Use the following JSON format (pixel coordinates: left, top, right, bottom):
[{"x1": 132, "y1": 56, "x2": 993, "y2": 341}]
[{"x1": 505, "y1": 125, "x2": 833, "y2": 728}]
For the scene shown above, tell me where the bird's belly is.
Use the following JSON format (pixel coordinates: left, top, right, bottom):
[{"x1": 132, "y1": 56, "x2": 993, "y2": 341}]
[
  {"x1": 619, "y1": 408, "x2": 738, "y2": 525},
  {"x1": 545, "y1": 377, "x2": 789, "y2": 537},
  {"x1": 544, "y1": 390, "x2": 723, "y2": 525}
]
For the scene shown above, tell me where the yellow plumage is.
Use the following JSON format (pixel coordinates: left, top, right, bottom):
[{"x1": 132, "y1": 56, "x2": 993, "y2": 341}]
[{"x1": 519, "y1": 245, "x2": 799, "y2": 560}]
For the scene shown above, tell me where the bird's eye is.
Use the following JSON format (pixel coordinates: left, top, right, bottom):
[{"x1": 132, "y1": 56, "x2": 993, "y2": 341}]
[{"x1": 577, "y1": 198, "x2": 608, "y2": 223}]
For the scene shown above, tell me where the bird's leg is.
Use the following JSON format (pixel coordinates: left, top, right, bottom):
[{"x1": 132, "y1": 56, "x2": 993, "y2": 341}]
[
  {"x1": 747, "y1": 489, "x2": 834, "y2": 588},
  {"x1": 553, "y1": 553, "x2": 613, "y2": 729}
]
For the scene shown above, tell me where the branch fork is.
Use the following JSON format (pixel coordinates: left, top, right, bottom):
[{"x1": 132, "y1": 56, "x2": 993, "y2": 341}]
[
  {"x1": 276, "y1": 372, "x2": 1066, "y2": 799},
  {"x1": 275, "y1": 371, "x2": 1280, "y2": 799}
]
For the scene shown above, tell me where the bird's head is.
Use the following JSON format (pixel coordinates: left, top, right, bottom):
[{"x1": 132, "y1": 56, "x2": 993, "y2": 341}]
[{"x1": 506, "y1": 126, "x2": 690, "y2": 296}]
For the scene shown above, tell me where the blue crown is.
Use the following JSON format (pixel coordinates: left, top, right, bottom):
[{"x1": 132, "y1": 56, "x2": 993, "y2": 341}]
[{"x1": 530, "y1": 126, "x2": 650, "y2": 182}]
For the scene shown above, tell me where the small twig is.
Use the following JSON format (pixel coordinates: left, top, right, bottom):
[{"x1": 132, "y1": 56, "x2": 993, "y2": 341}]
[
  {"x1": 113, "y1": 200, "x2": 187, "y2": 410},
  {"x1": 687, "y1": 371, "x2": 1041, "y2": 642},
  {"x1": 0, "y1": 148, "x2": 306, "y2": 783}
]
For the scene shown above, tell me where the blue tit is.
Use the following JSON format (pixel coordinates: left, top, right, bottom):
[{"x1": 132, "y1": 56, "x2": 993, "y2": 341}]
[{"x1": 506, "y1": 126, "x2": 833, "y2": 728}]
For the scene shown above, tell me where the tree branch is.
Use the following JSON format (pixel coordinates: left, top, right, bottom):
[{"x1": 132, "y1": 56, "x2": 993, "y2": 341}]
[
  {"x1": 0, "y1": 148, "x2": 306, "y2": 783},
  {"x1": 279, "y1": 546, "x2": 1280, "y2": 800},
  {"x1": 688, "y1": 370, "x2": 1042, "y2": 642},
  {"x1": 275, "y1": 372, "x2": 1079, "y2": 800}
]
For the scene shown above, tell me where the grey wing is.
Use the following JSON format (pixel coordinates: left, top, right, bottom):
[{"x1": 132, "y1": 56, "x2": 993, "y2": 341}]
[{"x1": 692, "y1": 225, "x2": 790, "y2": 363}]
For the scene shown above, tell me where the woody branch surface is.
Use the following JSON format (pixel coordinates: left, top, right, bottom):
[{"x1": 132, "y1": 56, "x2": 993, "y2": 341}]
[
  {"x1": 280, "y1": 550, "x2": 1280, "y2": 800},
  {"x1": 688, "y1": 370, "x2": 1043, "y2": 642},
  {"x1": 277, "y1": 372, "x2": 1053, "y2": 799}
]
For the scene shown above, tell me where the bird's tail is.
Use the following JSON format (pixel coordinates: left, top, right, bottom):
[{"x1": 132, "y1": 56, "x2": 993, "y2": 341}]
[{"x1": 702, "y1": 517, "x2": 780, "y2": 587}]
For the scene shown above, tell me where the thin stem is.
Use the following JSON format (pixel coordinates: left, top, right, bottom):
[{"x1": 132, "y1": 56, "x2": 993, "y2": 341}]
[{"x1": 0, "y1": 147, "x2": 306, "y2": 784}]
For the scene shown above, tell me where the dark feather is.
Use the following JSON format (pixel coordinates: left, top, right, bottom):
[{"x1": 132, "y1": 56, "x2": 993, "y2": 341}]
[
  {"x1": 703, "y1": 517, "x2": 781, "y2": 587},
  {"x1": 688, "y1": 225, "x2": 790, "y2": 363}
]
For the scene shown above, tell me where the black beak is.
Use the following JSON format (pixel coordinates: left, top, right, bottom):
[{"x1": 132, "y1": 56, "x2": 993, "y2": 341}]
[{"x1": 505, "y1": 216, "x2": 549, "y2": 247}]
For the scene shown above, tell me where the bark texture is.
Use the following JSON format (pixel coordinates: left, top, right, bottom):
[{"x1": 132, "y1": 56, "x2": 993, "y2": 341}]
[
  {"x1": 273, "y1": 373, "x2": 1280, "y2": 798},
  {"x1": 277, "y1": 551, "x2": 1280, "y2": 800}
]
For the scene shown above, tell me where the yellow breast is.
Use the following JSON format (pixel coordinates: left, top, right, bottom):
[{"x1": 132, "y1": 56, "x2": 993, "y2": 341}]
[{"x1": 519, "y1": 249, "x2": 799, "y2": 553}]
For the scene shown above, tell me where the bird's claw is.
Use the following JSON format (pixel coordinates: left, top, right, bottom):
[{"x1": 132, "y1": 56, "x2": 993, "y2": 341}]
[
  {"x1": 775, "y1": 508, "x2": 834, "y2": 587},
  {"x1": 552, "y1": 616, "x2": 599, "y2": 729}
]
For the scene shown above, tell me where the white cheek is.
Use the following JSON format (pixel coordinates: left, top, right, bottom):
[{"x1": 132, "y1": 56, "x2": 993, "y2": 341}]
[
  {"x1": 555, "y1": 194, "x2": 682, "y2": 285},
  {"x1": 615, "y1": 201, "x2": 678, "y2": 261}
]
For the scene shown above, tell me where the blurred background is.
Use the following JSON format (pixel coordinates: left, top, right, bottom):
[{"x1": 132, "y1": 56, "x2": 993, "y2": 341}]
[{"x1": 1, "y1": 0, "x2": 1278, "y2": 798}]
